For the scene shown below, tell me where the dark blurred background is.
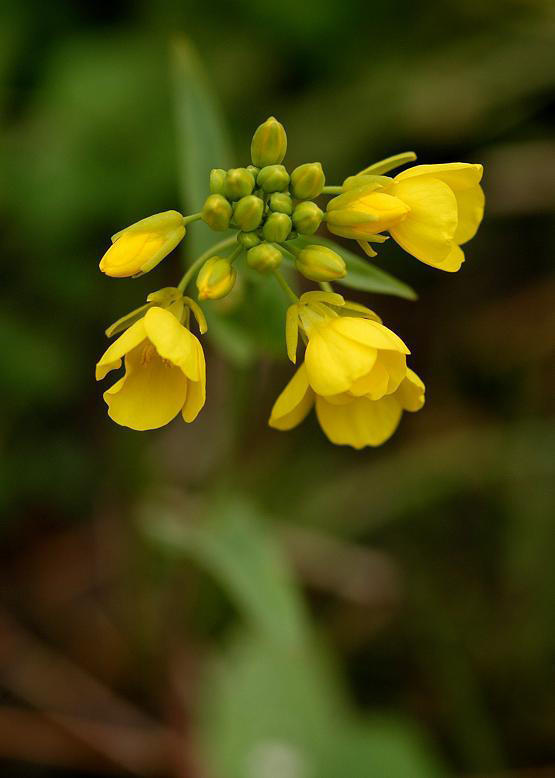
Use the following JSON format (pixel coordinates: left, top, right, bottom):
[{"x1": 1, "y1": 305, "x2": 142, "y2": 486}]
[{"x1": 1, "y1": 1, "x2": 554, "y2": 776}]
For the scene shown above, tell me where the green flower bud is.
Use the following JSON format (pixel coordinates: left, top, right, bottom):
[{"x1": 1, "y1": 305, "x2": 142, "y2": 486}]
[
  {"x1": 250, "y1": 116, "x2": 287, "y2": 167},
  {"x1": 295, "y1": 245, "x2": 346, "y2": 282},
  {"x1": 292, "y1": 201, "x2": 323, "y2": 235},
  {"x1": 233, "y1": 195, "x2": 264, "y2": 232},
  {"x1": 196, "y1": 257, "x2": 237, "y2": 300},
  {"x1": 246, "y1": 165, "x2": 260, "y2": 179},
  {"x1": 201, "y1": 194, "x2": 233, "y2": 231},
  {"x1": 269, "y1": 192, "x2": 293, "y2": 215},
  {"x1": 262, "y1": 212, "x2": 292, "y2": 243},
  {"x1": 290, "y1": 162, "x2": 325, "y2": 200},
  {"x1": 246, "y1": 242, "x2": 282, "y2": 272},
  {"x1": 209, "y1": 168, "x2": 227, "y2": 195},
  {"x1": 257, "y1": 164, "x2": 290, "y2": 194},
  {"x1": 224, "y1": 168, "x2": 255, "y2": 200},
  {"x1": 237, "y1": 231, "x2": 261, "y2": 249}
]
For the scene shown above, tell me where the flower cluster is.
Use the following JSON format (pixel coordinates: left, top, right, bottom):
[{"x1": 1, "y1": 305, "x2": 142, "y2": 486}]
[{"x1": 96, "y1": 117, "x2": 484, "y2": 448}]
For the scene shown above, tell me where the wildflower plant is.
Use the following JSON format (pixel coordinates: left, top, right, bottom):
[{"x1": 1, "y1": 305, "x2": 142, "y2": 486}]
[{"x1": 96, "y1": 114, "x2": 484, "y2": 447}]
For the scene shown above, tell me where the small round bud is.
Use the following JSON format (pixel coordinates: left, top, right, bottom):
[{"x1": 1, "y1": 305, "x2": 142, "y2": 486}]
[
  {"x1": 237, "y1": 231, "x2": 261, "y2": 249},
  {"x1": 290, "y1": 162, "x2": 325, "y2": 200},
  {"x1": 257, "y1": 164, "x2": 290, "y2": 194},
  {"x1": 201, "y1": 194, "x2": 233, "y2": 231},
  {"x1": 295, "y1": 245, "x2": 346, "y2": 282},
  {"x1": 250, "y1": 116, "x2": 287, "y2": 167},
  {"x1": 196, "y1": 257, "x2": 237, "y2": 300},
  {"x1": 224, "y1": 168, "x2": 255, "y2": 200},
  {"x1": 209, "y1": 168, "x2": 227, "y2": 195},
  {"x1": 269, "y1": 192, "x2": 293, "y2": 215},
  {"x1": 292, "y1": 201, "x2": 323, "y2": 235},
  {"x1": 233, "y1": 195, "x2": 264, "y2": 232},
  {"x1": 262, "y1": 212, "x2": 292, "y2": 243},
  {"x1": 246, "y1": 242, "x2": 282, "y2": 272},
  {"x1": 246, "y1": 165, "x2": 260, "y2": 179}
]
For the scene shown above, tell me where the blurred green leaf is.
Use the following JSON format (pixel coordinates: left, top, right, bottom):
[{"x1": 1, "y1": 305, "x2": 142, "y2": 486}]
[
  {"x1": 171, "y1": 36, "x2": 233, "y2": 257},
  {"x1": 171, "y1": 38, "x2": 291, "y2": 365},
  {"x1": 140, "y1": 497, "x2": 308, "y2": 651},
  {"x1": 199, "y1": 631, "x2": 447, "y2": 778},
  {"x1": 291, "y1": 235, "x2": 417, "y2": 300}
]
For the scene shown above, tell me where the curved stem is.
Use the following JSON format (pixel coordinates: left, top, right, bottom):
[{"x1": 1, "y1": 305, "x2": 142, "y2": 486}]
[
  {"x1": 228, "y1": 244, "x2": 243, "y2": 264},
  {"x1": 319, "y1": 281, "x2": 334, "y2": 293},
  {"x1": 321, "y1": 185, "x2": 343, "y2": 195},
  {"x1": 177, "y1": 235, "x2": 237, "y2": 292},
  {"x1": 183, "y1": 212, "x2": 203, "y2": 226},
  {"x1": 273, "y1": 268, "x2": 299, "y2": 304}
]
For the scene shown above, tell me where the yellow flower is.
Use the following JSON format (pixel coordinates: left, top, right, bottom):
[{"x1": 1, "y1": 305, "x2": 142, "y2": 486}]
[
  {"x1": 385, "y1": 163, "x2": 484, "y2": 271},
  {"x1": 269, "y1": 363, "x2": 425, "y2": 448},
  {"x1": 95, "y1": 306, "x2": 205, "y2": 430},
  {"x1": 294, "y1": 300, "x2": 409, "y2": 399},
  {"x1": 99, "y1": 211, "x2": 185, "y2": 278},
  {"x1": 327, "y1": 162, "x2": 484, "y2": 271}
]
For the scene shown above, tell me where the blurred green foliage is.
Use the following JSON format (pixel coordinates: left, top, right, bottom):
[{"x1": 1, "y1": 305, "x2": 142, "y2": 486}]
[{"x1": 1, "y1": 0, "x2": 554, "y2": 776}]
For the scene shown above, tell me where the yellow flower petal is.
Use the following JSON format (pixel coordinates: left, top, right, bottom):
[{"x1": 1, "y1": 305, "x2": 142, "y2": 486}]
[
  {"x1": 389, "y1": 176, "x2": 458, "y2": 266},
  {"x1": 286, "y1": 304, "x2": 299, "y2": 363},
  {"x1": 327, "y1": 191, "x2": 410, "y2": 239},
  {"x1": 269, "y1": 363, "x2": 315, "y2": 430},
  {"x1": 95, "y1": 317, "x2": 147, "y2": 380},
  {"x1": 144, "y1": 307, "x2": 201, "y2": 381},
  {"x1": 100, "y1": 233, "x2": 165, "y2": 277},
  {"x1": 182, "y1": 341, "x2": 206, "y2": 422},
  {"x1": 104, "y1": 344, "x2": 188, "y2": 430},
  {"x1": 333, "y1": 317, "x2": 410, "y2": 355},
  {"x1": 395, "y1": 163, "x2": 483, "y2": 191},
  {"x1": 305, "y1": 325, "x2": 377, "y2": 396},
  {"x1": 395, "y1": 368, "x2": 425, "y2": 411},
  {"x1": 454, "y1": 184, "x2": 485, "y2": 244},
  {"x1": 439, "y1": 243, "x2": 465, "y2": 272},
  {"x1": 101, "y1": 211, "x2": 185, "y2": 278},
  {"x1": 349, "y1": 360, "x2": 389, "y2": 399},
  {"x1": 315, "y1": 394, "x2": 403, "y2": 449},
  {"x1": 380, "y1": 350, "x2": 407, "y2": 394}
]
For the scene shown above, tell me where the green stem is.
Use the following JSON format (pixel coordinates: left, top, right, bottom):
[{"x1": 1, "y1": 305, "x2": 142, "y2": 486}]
[
  {"x1": 182, "y1": 212, "x2": 203, "y2": 226},
  {"x1": 177, "y1": 235, "x2": 237, "y2": 292},
  {"x1": 228, "y1": 244, "x2": 243, "y2": 264},
  {"x1": 273, "y1": 268, "x2": 299, "y2": 304},
  {"x1": 357, "y1": 151, "x2": 417, "y2": 176},
  {"x1": 319, "y1": 281, "x2": 334, "y2": 293},
  {"x1": 321, "y1": 185, "x2": 343, "y2": 195}
]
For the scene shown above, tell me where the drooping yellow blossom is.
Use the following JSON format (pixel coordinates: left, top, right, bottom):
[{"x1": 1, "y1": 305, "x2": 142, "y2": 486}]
[
  {"x1": 95, "y1": 306, "x2": 205, "y2": 430},
  {"x1": 327, "y1": 163, "x2": 484, "y2": 271},
  {"x1": 269, "y1": 363, "x2": 425, "y2": 448},
  {"x1": 385, "y1": 163, "x2": 484, "y2": 271},
  {"x1": 99, "y1": 211, "x2": 186, "y2": 278},
  {"x1": 287, "y1": 292, "x2": 409, "y2": 399}
]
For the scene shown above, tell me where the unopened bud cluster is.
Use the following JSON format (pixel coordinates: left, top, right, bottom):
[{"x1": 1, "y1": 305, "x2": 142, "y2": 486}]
[{"x1": 198, "y1": 116, "x2": 335, "y2": 283}]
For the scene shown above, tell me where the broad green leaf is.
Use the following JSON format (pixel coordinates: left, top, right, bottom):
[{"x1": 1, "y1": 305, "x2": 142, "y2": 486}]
[
  {"x1": 199, "y1": 631, "x2": 447, "y2": 778},
  {"x1": 171, "y1": 36, "x2": 233, "y2": 257},
  {"x1": 291, "y1": 234, "x2": 417, "y2": 300},
  {"x1": 140, "y1": 497, "x2": 308, "y2": 651}
]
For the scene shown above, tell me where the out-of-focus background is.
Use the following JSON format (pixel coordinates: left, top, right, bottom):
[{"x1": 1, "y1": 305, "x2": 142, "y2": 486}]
[{"x1": 1, "y1": 1, "x2": 554, "y2": 776}]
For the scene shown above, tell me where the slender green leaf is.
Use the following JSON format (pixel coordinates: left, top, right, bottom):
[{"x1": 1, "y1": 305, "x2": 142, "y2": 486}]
[
  {"x1": 291, "y1": 234, "x2": 417, "y2": 300},
  {"x1": 171, "y1": 39, "x2": 291, "y2": 365},
  {"x1": 140, "y1": 497, "x2": 308, "y2": 651},
  {"x1": 171, "y1": 36, "x2": 233, "y2": 257}
]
